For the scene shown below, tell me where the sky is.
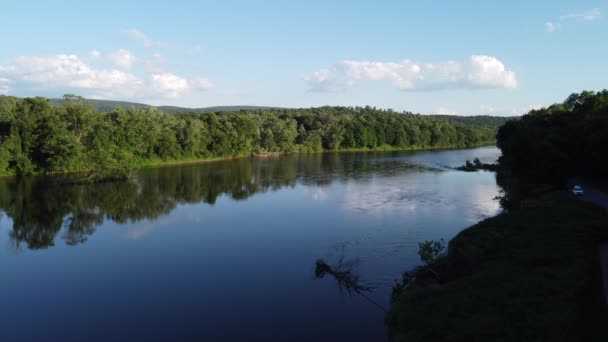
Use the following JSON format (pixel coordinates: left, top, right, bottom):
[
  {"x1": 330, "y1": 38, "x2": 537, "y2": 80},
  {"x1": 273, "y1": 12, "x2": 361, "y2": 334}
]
[{"x1": 0, "y1": 0, "x2": 607, "y2": 115}]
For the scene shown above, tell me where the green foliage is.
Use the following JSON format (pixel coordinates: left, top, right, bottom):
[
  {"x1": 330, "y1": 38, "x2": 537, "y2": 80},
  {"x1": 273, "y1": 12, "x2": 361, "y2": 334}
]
[
  {"x1": 87, "y1": 145, "x2": 137, "y2": 182},
  {"x1": 429, "y1": 114, "x2": 516, "y2": 127},
  {"x1": 417, "y1": 239, "x2": 446, "y2": 266},
  {"x1": 0, "y1": 141, "x2": 10, "y2": 174},
  {"x1": 388, "y1": 192, "x2": 608, "y2": 341},
  {"x1": 497, "y1": 89, "x2": 608, "y2": 182},
  {"x1": 0, "y1": 96, "x2": 499, "y2": 179}
]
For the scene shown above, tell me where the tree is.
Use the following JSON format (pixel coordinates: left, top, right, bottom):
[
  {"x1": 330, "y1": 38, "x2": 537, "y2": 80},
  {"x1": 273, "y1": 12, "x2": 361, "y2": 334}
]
[{"x1": 0, "y1": 95, "x2": 504, "y2": 179}]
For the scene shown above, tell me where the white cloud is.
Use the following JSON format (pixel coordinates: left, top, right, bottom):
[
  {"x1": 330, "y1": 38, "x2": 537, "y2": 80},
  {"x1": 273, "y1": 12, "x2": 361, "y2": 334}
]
[
  {"x1": 124, "y1": 28, "x2": 170, "y2": 48},
  {"x1": 342, "y1": 59, "x2": 423, "y2": 90},
  {"x1": 151, "y1": 73, "x2": 214, "y2": 98},
  {"x1": 468, "y1": 55, "x2": 517, "y2": 89},
  {"x1": 304, "y1": 68, "x2": 340, "y2": 92},
  {"x1": 545, "y1": 22, "x2": 559, "y2": 32},
  {"x1": 306, "y1": 55, "x2": 517, "y2": 92},
  {"x1": 109, "y1": 49, "x2": 137, "y2": 69},
  {"x1": 0, "y1": 77, "x2": 10, "y2": 95},
  {"x1": 89, "y1": 50, "x2": 102, "y2": 60},
  {"x1": 560, "y1": 8, "x2": 601, "y2": 21},
  {"x1": 547, "y1": 8, "x2": 601, "y2": 32},
  {"x1": 0, "y1": 54, "x2": 141, "y2": 93},
  {"x1": 151, "y1": 73, "x2": 190, "y2": 98},
  {"x1": 435, "y1": 106, "x2": 458, "y2": 115},
  {"x1": 0, "y1": 53, "x2": 213, "y2": 100}
]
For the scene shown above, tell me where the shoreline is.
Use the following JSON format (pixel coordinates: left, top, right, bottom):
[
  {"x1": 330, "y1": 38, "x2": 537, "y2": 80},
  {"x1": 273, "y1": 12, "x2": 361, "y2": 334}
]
[
  {"x1": 387, "y1": 191, "x2": 608, "y2": 340},
  {"x1": 0, "y1": 142, "x2": 496, "y2": 178}
]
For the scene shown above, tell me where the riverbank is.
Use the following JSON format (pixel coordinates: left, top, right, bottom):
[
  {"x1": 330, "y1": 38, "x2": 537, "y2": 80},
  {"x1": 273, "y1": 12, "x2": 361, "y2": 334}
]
[
  {"x1": 0, "y1": 142, "x2": 496, "y2": 178},
  {"x1": 323, "y1": 141, "x2": 495, "y2": 154},
  {"x1": 387, "y1": 191, "x2": 608, "y2": 341}
]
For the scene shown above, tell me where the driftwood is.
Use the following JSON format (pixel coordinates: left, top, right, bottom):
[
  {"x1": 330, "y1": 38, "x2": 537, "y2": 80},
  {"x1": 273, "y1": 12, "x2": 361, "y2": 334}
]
[
  {"x1": 315, "y1": 258, "x2": 374, "y2": 295},
  {"x1": 315, "y1": 258, "x2": 386, "y2": 312}
]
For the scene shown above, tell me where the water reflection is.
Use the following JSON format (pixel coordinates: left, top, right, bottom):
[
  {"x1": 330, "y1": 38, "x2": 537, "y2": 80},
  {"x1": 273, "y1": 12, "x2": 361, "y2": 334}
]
[
  {"x1": 0, "y1": 147, "x2": 504, "y2": 341},
  {"x1": 0, "y1": 153, "x2": 442, "y2": 250}
]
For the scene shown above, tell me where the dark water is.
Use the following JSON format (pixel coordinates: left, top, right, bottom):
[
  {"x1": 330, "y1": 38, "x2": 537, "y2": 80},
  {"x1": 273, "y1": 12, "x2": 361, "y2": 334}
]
[{"x1": 0, "y1": 147, "x2": 501, "y2": 341}]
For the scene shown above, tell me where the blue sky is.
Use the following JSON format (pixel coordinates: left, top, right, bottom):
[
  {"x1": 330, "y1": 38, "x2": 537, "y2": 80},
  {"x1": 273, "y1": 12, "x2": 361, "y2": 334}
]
[{"x1": 0, "y1": 0, "x2": 606, "y2": 115}]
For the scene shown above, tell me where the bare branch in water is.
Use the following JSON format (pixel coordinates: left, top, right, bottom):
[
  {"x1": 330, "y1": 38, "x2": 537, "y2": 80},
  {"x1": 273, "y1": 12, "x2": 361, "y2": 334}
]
[
  {"x1": 315, "y1": 258, "x2": 374, "y2": 295},
  {"x1": 314, "y1": 258, "x2": 386, "y2": 312}
]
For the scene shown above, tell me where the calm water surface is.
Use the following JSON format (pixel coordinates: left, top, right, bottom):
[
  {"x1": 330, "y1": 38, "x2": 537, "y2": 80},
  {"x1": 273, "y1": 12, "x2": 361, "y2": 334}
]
[{"x1": 0, "y1": 147, "x2": 501, "y2": 341}]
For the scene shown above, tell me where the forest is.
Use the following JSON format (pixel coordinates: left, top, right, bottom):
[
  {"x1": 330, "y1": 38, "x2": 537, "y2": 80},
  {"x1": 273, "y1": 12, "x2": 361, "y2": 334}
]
[
  {"x1": 0, "y1": 95, "x2": 497, "y2": 179},
  {"x1": 497, "y1": 89, "x2": 608, "y2": 183}
]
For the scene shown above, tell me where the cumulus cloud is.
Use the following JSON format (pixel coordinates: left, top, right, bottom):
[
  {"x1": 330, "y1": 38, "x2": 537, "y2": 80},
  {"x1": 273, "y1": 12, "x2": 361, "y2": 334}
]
[
  {"x1": 306, "y1": 55, "x2": 517, "y2": 92},
  {"x1": 124, "y1": 28, "x2": 170, "y2": 48},
  {"x1": 0, "y1": 54, "x2": 141, "y2": 93},
  {"x1": 467, "y1": 55, "x2": 517, "y2": 89},
  {"x1": 560, "y1": 8, "x2": 601, "y2": 21},
  {"x1": 0, "y1": 53, "x2": 212, "y2": 100},
  {"x1": 304, "y1": 69, "x2": 341, "y2": 92},
  {"x1": 150, "y1": 72, "x2": 214, "y2": 98},
  {"x1": 89, "y1": 50, "x2": 102, "y2": 60},
  {"x1": 109, "y1": 49, "x2": 137, "y2": 69},
  {"x1": 342, "y1": 59, "x2": 423, "y2": 90}
]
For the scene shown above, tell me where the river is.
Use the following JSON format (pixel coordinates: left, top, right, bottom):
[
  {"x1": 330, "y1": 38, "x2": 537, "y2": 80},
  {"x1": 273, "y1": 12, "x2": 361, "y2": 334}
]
[{"x1": 0, "y1": 146, "x2": 501, "y2": 341}]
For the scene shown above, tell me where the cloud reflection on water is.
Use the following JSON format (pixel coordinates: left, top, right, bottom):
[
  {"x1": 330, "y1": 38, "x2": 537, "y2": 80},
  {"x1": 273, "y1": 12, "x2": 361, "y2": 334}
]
[{"x1": 338, "y1": 173, "x2": 499, "y2": 220}]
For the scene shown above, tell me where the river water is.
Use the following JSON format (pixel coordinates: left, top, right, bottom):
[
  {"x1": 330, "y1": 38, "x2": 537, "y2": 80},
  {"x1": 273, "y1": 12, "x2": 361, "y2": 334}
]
[{"x1": 0, "y1": 147, "x2": 501, "y2": 341}]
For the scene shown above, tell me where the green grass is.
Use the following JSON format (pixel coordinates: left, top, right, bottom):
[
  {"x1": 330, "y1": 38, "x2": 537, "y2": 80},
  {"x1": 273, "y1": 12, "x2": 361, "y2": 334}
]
[
  {"x1": 137, "y1": 155, "x2": 250, "y2": 168},
  {"x1": 0, "y1": 143, "x2": 496, "y2": 177},
  {"x1": 387, "y1": 191, "x2": 608, "y2": 342},
  {"x1": 320, "y1": 141, "x2": 496, "y2": 153}
]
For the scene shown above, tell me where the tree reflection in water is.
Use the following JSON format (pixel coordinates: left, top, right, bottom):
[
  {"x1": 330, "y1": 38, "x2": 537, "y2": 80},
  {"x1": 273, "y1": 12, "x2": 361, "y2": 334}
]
[{"x1": 0, "y1": 153, "x2": 434, "y2": 250}]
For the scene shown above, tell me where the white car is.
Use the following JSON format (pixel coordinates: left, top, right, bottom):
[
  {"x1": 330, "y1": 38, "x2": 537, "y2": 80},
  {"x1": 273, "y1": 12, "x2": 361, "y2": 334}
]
[{"x1": 572, "y1": 185, "x2": 584, "y2": 196}]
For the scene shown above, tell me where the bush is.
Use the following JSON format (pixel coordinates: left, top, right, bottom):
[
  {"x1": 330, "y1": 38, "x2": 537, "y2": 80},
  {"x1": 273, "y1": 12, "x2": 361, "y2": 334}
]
[{"x1": 417, "y1": 239, "x2": 446, "y2": 266}]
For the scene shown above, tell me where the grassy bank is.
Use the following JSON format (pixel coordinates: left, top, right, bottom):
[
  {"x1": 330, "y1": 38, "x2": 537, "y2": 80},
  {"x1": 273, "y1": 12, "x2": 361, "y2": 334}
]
[
  {"x1": 325, "y1": 141, "x2": 495, "y2": 153},
  {"x1": 0, "y1": 142, "x2": 496, "y2": 177},
  {"x1": 138, "y1": 155, "x2": 251, "y2": 169},
  {"x1": 387, "y1": 191, "x2": 608, "y2": 341}
]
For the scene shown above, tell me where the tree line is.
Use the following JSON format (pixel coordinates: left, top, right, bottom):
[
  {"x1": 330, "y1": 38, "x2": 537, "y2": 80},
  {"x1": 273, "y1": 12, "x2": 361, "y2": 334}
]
[
  {"x1": 429, "y1": 114, "x2": 514, "y2": 127},
  {"x1": 0, "y1": 95, "x2": 497, "y2": 179},
  {"x1": 497, "y1": 89, "x2": 608, "y2": 183}
]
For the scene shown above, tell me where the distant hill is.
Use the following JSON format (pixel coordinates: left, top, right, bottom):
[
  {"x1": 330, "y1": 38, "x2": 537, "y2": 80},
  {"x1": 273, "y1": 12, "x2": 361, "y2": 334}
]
[
  {"x1": 47, "y1": 98, "x2": 281, "y2": 113},
  {"x1": 4, "y1": 96, "x2": 516, "y2": 128},
  {"x1": 156, "y1": 105, "x2": 282, "y2": 113},
  {"x1": 48, "y1": 98, "x2": 152, "y2": 112},
  {"x1": 428, "y1": 114, "x2": 517, "y2": 127}
]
